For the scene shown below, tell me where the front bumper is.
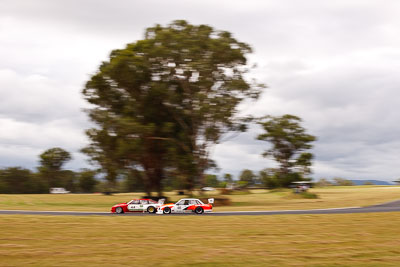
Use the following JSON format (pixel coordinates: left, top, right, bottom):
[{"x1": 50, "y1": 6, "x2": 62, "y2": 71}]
[{"x1": 156, "y1": 208, "x2": 163, "y2": 214}]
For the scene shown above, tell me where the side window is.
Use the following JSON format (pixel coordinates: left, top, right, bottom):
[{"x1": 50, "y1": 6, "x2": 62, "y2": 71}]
[
  {"x1": 140, "y1": 200, "x2": 148, "y2": 204},
  {"x1": 189, "y1": 200, "x2": 197, "y2": 205},
  {"x1": 184, "y1": 200, "x2": 190, "y2": 205},
  {"x1": 176, "y1": 200, "x2": 185, "y2": 205},
  {"x1": 195, "y1": 200, "x2": 202, "y2": 205},
  {"x1": 132, "y1": 200, "x2": 140, "y2": 204}
]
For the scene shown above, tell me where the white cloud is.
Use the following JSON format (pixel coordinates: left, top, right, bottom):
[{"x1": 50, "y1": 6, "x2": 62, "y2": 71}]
[
  {"x1": 0, "y1": 68, "x2": 91, "y2": 170},
  {"x1": 0, "y1": 0, "x2": 400, "y2": 181}
]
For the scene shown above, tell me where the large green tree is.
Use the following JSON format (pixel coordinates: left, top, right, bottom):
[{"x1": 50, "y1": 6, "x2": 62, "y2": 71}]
[
  {"x1": 257, "y1": 115, "x2": 316, "y2": 185},
  {"x1": 82, "y1": 20, "x2": 264, "y2": 196},
  {"x1": 81, "y1": 129, "x2": 122, "y2": 191}
]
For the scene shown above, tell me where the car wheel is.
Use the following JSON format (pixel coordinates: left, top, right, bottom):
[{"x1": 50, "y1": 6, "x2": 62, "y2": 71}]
[
  {"x1": 115, "y1": 207, "x2": 124, "y2": 214},
  {"x1": 163, "y1": 207, "x2": 171, "y2": 214},
  {"x1": 147, "y1": 206, "x2": 156, "y2": 213},
  {"x1": 195, "y1": 207, "x2": 204, "y2": 214}
]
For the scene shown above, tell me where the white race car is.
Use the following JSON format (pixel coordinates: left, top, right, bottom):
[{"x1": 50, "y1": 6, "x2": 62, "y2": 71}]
[
  {"x1": 111, "y1": 198, "x2": 165, "y2": 214},
  {"x1": 156, "y1": 198, "x2": 214, "y2": 214}
]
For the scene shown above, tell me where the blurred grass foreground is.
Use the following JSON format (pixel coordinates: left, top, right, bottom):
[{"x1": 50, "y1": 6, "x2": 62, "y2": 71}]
[{"x1": 1, "y1": 213, "x2": 400, "y2": 266}]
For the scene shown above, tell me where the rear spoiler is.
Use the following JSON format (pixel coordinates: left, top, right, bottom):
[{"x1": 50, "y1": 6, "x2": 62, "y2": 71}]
[
  {"x1": 158, "y1": 199, "x2": 165, "y2": 205},
  {"x1": 208, "y1": 198, "x2": 214, "y2": 205}
]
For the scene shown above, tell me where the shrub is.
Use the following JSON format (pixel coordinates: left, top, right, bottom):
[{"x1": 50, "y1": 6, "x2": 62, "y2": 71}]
[
  {"x1": 299, "y1": 192, "x2": 319, "y2": 199},
  {"x1": 237, "y1": 181, "x2": 248, "y2": 188},
  {"x1": 286, "y1": 191, "x2": 319, "y2": 199},
  {"x1": 219, "y1": 181, "x2": 228, "y2": 188},
  {"x1": 219, "y1": 188, "x2": 232, "y2": 195},
  {"x1": 315, "y1": 178, "x2": 332, "y2": 187},
  {"x1": 333, "y1": 177, "x2": 354, "y2": 186}
]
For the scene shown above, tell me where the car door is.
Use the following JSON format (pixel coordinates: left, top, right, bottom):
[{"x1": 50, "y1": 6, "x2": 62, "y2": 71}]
[
  {"x1": 187, "y1": 200, "x2": 199, "y2": 212},
  {"x1": 127, "y1": 200, "x2": 140, "y2": 211},
  {"x1": 174, "y1": 200, "x2": 190, "y2": 213},
  {"x1": 139, "y1": 199, "x2": 149, "y2": 211}
]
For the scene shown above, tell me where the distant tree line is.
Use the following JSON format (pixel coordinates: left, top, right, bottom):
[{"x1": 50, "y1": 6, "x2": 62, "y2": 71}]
[
  {"x1": 202, "y1": 174, "x2": 379, "y2": 189},
  {"x1": 0, "y1": 148, "x2": 98, "y2": 194}
]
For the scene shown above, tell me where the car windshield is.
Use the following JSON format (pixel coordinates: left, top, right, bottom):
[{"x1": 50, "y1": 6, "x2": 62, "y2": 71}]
[{"x1": 129, "y1": 200, "x2": 140, "y2": 204}]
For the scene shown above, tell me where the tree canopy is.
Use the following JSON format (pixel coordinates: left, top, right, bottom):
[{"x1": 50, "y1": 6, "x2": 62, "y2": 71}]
[
  {"x1": 82, "y1": 20, "x2": 264, "y2": 195},
  {"x1": 39, "y1": 147, "x2": 71, "y2": 171},
  {"x1": 239, "y1": 169, "x2": 256, "y2": 186},
  {"x1": 38, "y1": 147, "x2": 72, "y2": 188}
]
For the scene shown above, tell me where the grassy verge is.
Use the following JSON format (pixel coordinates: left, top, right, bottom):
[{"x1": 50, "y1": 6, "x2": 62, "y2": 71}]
[
  {"x1": 0, "y1": 186, "x2": 399, "y2": 212},
  {"x1": 1, "y1": 213, "x2": 400, "y2": 266}
]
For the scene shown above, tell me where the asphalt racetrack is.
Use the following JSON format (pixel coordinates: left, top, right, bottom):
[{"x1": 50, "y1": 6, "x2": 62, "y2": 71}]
[{"x1": 1, "y1": 200, "x2": 400, "y2": 216}]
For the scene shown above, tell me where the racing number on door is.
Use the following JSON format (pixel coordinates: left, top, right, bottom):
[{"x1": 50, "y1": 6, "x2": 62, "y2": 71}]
[{"x1": 128, "y1": 204, "x2": 140, "y2": 211}]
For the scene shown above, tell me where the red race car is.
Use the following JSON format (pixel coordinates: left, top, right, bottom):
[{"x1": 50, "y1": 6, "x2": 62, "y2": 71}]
[
  {"x1": 156, "y1": 198, "x2": 214, "y2": 214},
  {"x1": 111, "y1": 198, "x2": 165, "y2": 214}
]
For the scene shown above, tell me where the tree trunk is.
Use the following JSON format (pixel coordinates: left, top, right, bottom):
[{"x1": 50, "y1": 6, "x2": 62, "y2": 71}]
[
  {"x1": 142, "y1": 164, "x2": 153, "y2": 197},
  {"x1": 143, "y1": 176, "x2": 152, "y2": 197}
]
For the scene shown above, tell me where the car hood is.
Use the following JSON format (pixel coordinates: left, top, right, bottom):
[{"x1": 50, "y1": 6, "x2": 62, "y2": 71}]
[
  {"x1": 112, "y1": 203, "x2": 127, "y2": 207},
  {"x1": 160, "y1": 203, "x2": 175, "y2": 208}
]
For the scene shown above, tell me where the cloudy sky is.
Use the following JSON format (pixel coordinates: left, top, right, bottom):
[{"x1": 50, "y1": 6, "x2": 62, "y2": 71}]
[{"x1": 1, "y1": 0, "x2": 399, "y2": 181}]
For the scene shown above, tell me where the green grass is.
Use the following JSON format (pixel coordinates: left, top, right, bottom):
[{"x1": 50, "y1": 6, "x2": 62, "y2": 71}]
[
  {"x1": 0, "y1": 186, "x2": 400, "y2": 212},
  {"x1": 1, "y1": 213, "x2": 400, "y2": 266}
]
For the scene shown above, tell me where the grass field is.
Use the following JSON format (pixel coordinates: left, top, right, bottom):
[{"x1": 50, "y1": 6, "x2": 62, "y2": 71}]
[
  {"x1": 1, "y1": 213, "x2": 400, "y2": 266},
  {"x1": 0, "y1": 186, "x2": 400, "y2": 212}
]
